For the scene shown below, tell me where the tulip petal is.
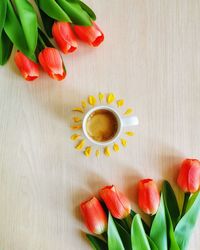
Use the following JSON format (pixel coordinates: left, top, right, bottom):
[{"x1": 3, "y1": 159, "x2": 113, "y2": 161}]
[
  {"x1": 72, "y1": 107, "x2": 84, "y2": 113},
  {"x1": 125, "y1": 131, "x2": 135, "y2": 136},
  {"x1": 99, "y1": 92, "x2": 104, "y2": 102},
  {"x1": 117, "y1": 99, "x2": 125, "y2": 107},
  {"x1": 73, "y1": 117, "x2": 81, "y2": 123},
  {"x1": 81, "y1": 100, "x2": 87, "y2": 108},
  {"x1": 96, "y1": 149, "x2": 100, "y2": 158},
  {"x1": 177, "y1": 159, "x2": 200, "y2": 193},
  {"x1": 113, "y1": 143, "x2": 119, "y2": 152},
  {"x1": 14, "y1": 51, "x2": 39, "y2": 81},
  {"x1": 84, "y1": 147, "x2": 92, "y2": 157},
  {"x1": 107, "y1": 93, "x2": 115, "y2": 104},
  {"x1": 124, "y1": 108, "x2": 133, "y2": 115},
  {"x1": 100, "y1": 185, "x2": 131, "y2": 219},
  {"x1": 70, "y1": 134, "x2": 80, "y2": 140},
  {"x1": 75, "y1": 139, "x2": 85, "y2": 150},
  {"x1": 52, "y1": 22, "x2": 77, "y2": 54},
  {"x1": 138, "y1": 179, "x2": 160, "y2": 215},
  {"x1": 71, "y1": 125, "x2": 82, "y2": 130},
  {"x1": 104, "y1": 147, "x2": 111, "y2": 157},
  {"x1": 38, "y1": 47, "x2": 66, "y2": 80},
  {"x1": 73, "y1": 21, "x2": 104, "y2": 47},
  {"x1": 88, "y1": 95, "x2": 96, "y2": 106},
  {"x1": 80, "y1": 197, "x2": 107, "y2": 234},
  {"x1": 121, "y1": 138, "x2": 127, "y2": 147}
]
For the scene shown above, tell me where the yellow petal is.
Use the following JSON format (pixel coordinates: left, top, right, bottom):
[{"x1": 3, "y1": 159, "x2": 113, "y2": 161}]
[
  {"x1": 72, "y1": 107, "x2": 84, "y2": 113},
  {"x1": 73, "y1": 117, "x2": 81, "y2": 123},
  {"x1": 81, "y1": 100, "x2": 87, "y2": 109},
  {"x1": 75, "y1": 140, "x2": 85, "y2": 150},
  {"x1": 113, "y1": 143, "x2": 119, "y2": 152},
  {"x1": 104, "y1": 146, "x2": 111, "y2": 156},
  {"x1": 121, "y1": 138, "x2": 127, "y2": 147},
  {"x1": 96, "y1": 150, "x2": 100, "y2": 158},
  {"x1": 124, "y1": 108, "x2": 133, "y2": 115},
  {"x1": 71, "y1": 125, "x2": 82, "y2": 130},
  {"x1": 84, "y1": 147, "x2": 92, "y2": 157},
  {"x1": 88, "y1": 95, "x2": 96, "y2": 106},
  {"x1": 99, "y1": 92, "x2": 104, "y2": 102},
  {"x1": 107, "y1": 93, "x2": 115, "y2": 104},
  {"x1": 117, "y1": 99, "x2": 125, "y2": 107},
  {"x1": 70, "y1": 134, "x2": 81, "y2": 140},
  {"x1": 125, "y1": 131, "x2": 135, "y2": 136}
]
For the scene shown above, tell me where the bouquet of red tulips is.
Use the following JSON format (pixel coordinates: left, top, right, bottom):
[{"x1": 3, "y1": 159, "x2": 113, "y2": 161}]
[
  {"x1": 0, "y1": 0, "x2": 104, "y2": 81},
  {"x1": 80, "y1": 159, "x2": 200, "y2": 250}
]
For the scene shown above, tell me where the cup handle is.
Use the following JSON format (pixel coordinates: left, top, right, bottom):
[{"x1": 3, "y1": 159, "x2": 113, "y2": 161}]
[{"x1": 122, "y1": 116, "x2": 139, "y2": 127}]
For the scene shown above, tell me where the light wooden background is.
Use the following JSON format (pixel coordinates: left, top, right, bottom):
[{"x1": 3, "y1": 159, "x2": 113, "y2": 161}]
[{"x1": 0, "y1": 0, "x2": 200, "y2": 249}]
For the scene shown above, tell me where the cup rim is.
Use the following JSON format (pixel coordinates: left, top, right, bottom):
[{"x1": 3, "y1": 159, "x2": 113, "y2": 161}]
[{"x1": 82, "y1": 105, "x2": 122, "y2": 146}]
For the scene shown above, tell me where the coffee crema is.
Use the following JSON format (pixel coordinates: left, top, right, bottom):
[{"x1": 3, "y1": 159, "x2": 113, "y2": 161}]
[{"x1": 86, "y1": 109, "x2": 118, "y2": 142}]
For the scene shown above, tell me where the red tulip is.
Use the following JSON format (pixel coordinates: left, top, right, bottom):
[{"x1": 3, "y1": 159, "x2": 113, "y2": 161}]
[
  {"x1": 38, "y1": 48, "x2": 66, "y2": 80},
  {"x1": 80, "y1": 197, "x2": 107, "y2": 234},
  {"x1": 73, "y1": 22, "x2": 104, "y2": 47},
  {"x1": 14, "y1": 51, "x2": 39, "y2": 81},
  {"x1": 52, "y1": 22, "x2": 78, "y2": 54},
  {"x1": 177, "y1": 159, "x2": 200, "y2": 193},
  {"x1": 138, "y1": 179, "x2": 160, "y2": 215},
  {"x1": 99, "y1": 185, "x2": 131, "y2": 219}
]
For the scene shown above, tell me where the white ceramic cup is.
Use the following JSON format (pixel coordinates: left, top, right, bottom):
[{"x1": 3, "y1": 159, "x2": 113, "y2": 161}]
[{"x1": 82, "y1": 105, "x2": 139, "y2": 146}]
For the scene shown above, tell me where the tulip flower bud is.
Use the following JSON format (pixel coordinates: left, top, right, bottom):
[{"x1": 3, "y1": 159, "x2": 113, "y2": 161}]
[
  {"x1": 138, "y1": 179, "x2": 160, "y2": 215},
  {"x1": 38, "y1": 48, "x2": 66, "y2": 81},
  {"x1": 80, "y1": 197, "x2": 107, "y2": 234},
  {"x1": 52, "y1": 22, "x2": 78, "y2": 54},
  {"x1": 177, "y1": 159, "x2": 200, "y2": 193},
  {"x1": 14, "y1": 51, "x2": 39, "y2": 81},
  {"x1": 73, "y1": 22, "x2": 104, "y2": 47},
  {"x1": 99, "y1": 185, "x2": 131, "y2": 219}
]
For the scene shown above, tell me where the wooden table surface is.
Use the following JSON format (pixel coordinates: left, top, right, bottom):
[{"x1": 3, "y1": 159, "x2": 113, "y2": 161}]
[{"x1": 0, "y1": 1, "x2": 200, "y2": 249}]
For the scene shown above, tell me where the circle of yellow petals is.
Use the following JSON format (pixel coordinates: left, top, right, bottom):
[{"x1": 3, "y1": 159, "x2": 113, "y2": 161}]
[{"x1": 70, "y1": 93, "x2": 136, "y2": 158}]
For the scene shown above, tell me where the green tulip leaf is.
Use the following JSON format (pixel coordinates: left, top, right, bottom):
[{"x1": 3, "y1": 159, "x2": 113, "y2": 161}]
[
  {"x1": 38, "y1": 29, "x2": 54, "y2": 48},
  {"x1": 39, "y1": 9, "x2": 54, "y2": 38},
  {"x1": 114, "y1": 218, "x2": 130, "y2": 233},
  {"x1": 4, "y1": 1, "x2": 36, "y2": 61},
  {"x1": 86, "y1": 234, "x2": 108, "y2": 250},
  {"x1": 56, "y1": 0, "x2": 92, "y2": 26},
  {"x1": 175, "y1": 191, "x2": 200, "y2": 250},
  {"x1": 38, "y1": 0, "x2": 71, "y2": 22},
  {"x1": 108, "y1": 213, "x2": 125, "y2": 250},
  {"x1": 161, "y1": 183, "x2": 180, "y2": 250},
  {"x1": 162, "y1": 180, "x2": 180, "y2": 227},
  {"x1": 79, "y1": 1, "x2": 96, "y2": 21},
  {"x1": 150, "y1": 194, "x2": 168, "y2": 250},
  {"x1": 0, "y1": 0, "x2": 7, "y2": 36},
  {"x1": 114, "y1": 220, "x2": 132, "y2": 250},
  {"x1": 0, "y1": 29, "x2": 13, "y2": 65},
  {"x1": 13, "y1": 0, "x2": 38, "y2": 53},
  {"x1": 131, "y1": 214, "x2": 151, "y2": 250},
  {"x1": 147, "y1": 236, "x2": 159, "y2": 250},
  {"x1": 130, "y1": 210, "x2": 136, "y2": 217},
  {"x1": 186, "y1": 191, "x2": 199, "y2": 212},
  {"x1": 130, "y1": 209, "x2": 150, "y2": 234}
]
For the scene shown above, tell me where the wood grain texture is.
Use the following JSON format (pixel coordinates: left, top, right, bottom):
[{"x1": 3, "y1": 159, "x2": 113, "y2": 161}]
[{"x1": 0, "y1": 0, "x2": 200, "y2": 249}]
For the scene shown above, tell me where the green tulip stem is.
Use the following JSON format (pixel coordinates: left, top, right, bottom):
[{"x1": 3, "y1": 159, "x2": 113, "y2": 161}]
[
  {"x1": 181, "y1": 192, "x2": 190, "y2": 217},
  {"x1": 124, "y1": 214, "x2": 133, "y2": 230}
]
